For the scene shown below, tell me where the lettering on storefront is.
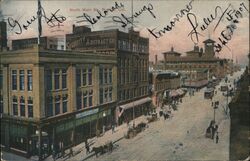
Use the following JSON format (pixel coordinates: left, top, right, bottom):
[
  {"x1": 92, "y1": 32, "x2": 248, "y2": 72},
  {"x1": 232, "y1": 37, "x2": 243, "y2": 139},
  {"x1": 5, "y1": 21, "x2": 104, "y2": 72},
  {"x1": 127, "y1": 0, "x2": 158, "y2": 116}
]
[{"x1": 75, "y1": 108, "x2": 99, "y2": 119}]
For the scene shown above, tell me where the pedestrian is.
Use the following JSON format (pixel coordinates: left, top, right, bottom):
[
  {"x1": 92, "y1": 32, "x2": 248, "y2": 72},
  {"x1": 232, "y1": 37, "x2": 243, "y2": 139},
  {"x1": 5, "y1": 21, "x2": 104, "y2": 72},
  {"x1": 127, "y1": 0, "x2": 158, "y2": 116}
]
[
  {"x1": 112, "y1": 124, "x2": 115, "y2": 134},
  {"x1": 69, "y1": 148, "x2": 73, "y2": 157},
  {"x1": 85, "y1": 141, "x2": 90, "y2": 154},
  {"x1": 216, "y1": 132, "x2": 219, "y2": 143},
  {"x1": 52, "y1": 150, "x2": 56, "y2": 161}
]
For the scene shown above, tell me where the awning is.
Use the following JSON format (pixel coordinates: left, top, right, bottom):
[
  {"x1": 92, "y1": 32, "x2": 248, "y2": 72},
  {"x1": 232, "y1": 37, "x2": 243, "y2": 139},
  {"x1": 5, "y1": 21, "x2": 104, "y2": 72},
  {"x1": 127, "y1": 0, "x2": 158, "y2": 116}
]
[
  {"x1": 120, "y1": 97, "x2": 152, "y2": 110},
  {"x1": 176, "y1": 89, "x2": 184, "y2": 95},
  {"x1": 169, "y1": 90, "x2": 179, "y2": 97}
]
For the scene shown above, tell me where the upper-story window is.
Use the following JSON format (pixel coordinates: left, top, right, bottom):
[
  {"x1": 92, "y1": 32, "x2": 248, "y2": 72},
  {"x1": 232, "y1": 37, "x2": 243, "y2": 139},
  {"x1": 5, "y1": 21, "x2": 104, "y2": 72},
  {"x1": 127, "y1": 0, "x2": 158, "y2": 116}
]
[
  {"x1": 46, "y1": 70, "x2": 52, "y2": 90},
  {"x1": 82, "y1": 68, "x2": 87, "y2": 86},
  {"x1": 19, "y1": 70, "x2": 25, "y2": 91},
  {"x1": 12, "y1": 96, "x2": 18, "y2": 116},
  {"x1": 20, "y1": 96, "x2": 25, "y2": 117},
  {"x1": 54, "y1": 69, "x2": 60, "y2": 90},
  {"x1": 28, "y1": 97, "x2": 33, "y2": 118},
  {"x1": 108, "y1": 68, "x2": 112, "y2": 84},
  {"x1": 88, "y1": 68, "x2": 92, "y2": 85},
  {"x1": 12, "y1": 70, "x2": 17, "y2": 90},
  {"x1": 27, "y1": 70, "x2": 32, "y2": 91},
  {"x1": 55, "y1": 96, "x2": 60, "y2": 115},
  {"x1": 76, "y1": 69, "x2": 81, "y2": 87},
  {"x1": 62, "y1": 95, "x2": 68, "y2": 113},
  {"x1": 62, "y1": 68, "x2": 67, "y2": 89}
]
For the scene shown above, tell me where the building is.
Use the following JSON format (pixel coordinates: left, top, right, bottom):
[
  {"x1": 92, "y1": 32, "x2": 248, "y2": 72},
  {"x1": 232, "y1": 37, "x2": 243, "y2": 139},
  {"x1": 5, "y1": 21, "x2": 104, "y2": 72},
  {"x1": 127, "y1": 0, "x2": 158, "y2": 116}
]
[
  {"x1": 66, "y1": 25, "x2": 151, "y2": 125},
  {"x1": 0, "y1": 45, "x2": 117, "y2": 159},
  {"x1": 12, "y1": 36, "x2": 66, "y2": 51},
  {"x1": 149, "y1": 71, "x2": 181, "y2": 107},
  {"x1": 155, "y1": 39, "x2": 232, "y2": 88}
]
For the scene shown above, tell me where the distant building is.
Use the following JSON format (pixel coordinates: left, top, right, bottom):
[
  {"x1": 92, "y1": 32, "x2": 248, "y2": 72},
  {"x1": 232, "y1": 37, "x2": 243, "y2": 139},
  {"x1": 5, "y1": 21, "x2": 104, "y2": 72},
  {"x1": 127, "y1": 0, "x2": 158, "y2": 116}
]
[
  {"x1": 66, "y1": 25, "x2": 151, "y2": 125},
  {"x1": 155, "y1": 38, "x2": 232, "y2": 88},
  {"x1": 150, "y1": 71, "x2": 181, "y2": 107},
  {"x1": 12, "y1": 36, "x2": 66, "y2": 50},
  {"x1": 0, "y1": 46, "x2": 117, "y2": 158}
]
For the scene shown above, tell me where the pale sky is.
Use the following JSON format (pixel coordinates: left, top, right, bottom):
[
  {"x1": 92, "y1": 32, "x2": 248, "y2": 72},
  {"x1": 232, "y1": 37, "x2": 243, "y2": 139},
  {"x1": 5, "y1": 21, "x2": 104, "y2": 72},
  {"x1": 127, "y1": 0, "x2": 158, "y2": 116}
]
[{"x1": 1, "y1": 0, "x2": 249, "y2": 65}]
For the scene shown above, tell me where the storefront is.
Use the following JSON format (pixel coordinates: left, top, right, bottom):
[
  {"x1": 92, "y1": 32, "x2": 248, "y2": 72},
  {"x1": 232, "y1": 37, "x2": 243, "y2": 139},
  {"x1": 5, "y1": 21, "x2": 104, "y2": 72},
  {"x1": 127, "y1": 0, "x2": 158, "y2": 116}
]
[{"x1": 116, "y1": 97, "x2": 152, "y2": 125}]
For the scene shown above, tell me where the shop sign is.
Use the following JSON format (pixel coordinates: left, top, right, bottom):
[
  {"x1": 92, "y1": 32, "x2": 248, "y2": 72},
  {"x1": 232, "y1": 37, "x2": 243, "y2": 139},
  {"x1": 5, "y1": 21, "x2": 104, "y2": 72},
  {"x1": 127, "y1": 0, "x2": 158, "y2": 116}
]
[{"x1": 76, "y1": 108, "x2": 99, "y2": 119}]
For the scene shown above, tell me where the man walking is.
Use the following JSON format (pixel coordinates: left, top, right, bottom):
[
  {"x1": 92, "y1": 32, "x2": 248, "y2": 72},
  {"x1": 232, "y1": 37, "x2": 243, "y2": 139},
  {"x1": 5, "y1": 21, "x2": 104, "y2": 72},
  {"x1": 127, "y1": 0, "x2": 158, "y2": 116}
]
[{"x1": 216, "y1": 132, "x2": 219, "y2": 144}]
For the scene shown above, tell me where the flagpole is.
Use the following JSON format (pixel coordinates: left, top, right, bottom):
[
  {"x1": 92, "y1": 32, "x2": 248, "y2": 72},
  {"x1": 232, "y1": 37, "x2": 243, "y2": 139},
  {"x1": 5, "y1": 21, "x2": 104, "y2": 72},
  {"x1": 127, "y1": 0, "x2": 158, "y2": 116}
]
[{"x1": 37, "y1": 0, "x2": 42, "y2": 45}]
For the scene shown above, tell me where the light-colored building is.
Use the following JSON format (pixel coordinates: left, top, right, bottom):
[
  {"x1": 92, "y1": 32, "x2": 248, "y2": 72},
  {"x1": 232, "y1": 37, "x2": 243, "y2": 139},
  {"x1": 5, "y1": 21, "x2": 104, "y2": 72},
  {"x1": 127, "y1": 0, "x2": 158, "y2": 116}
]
[
  {"x1": 0, "y1": 45, "x2": 117, "y2": 159},
  {"x1": 155, "y1": 39, "x2": 232, "y2": 88}
]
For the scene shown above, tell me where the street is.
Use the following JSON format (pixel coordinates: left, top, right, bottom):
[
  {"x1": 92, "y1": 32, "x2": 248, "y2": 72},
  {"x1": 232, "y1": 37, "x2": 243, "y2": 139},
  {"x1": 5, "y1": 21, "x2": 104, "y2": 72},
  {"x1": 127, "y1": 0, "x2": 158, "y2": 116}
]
[{"x1": 1, "y1": 70, "x2": 244, "y2": 161}]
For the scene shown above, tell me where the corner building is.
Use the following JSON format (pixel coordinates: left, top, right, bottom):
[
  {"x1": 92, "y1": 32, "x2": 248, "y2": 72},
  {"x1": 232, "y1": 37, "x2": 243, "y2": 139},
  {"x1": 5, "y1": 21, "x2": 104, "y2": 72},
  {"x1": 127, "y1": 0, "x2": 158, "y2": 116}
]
[
  {"x1": 0, "y1": 46, "x2": 117, "y2": 158},
  {"x1": 66, "y1": 26, "x2": 151, "y2": 125}
]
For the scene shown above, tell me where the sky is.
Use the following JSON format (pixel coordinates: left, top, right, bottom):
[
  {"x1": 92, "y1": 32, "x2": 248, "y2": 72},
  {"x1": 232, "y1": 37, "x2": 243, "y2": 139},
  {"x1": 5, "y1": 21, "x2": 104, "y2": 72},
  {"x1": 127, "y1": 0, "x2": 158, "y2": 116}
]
[{"x1": 1, "y1": 0, "x2": 249, "y2": 65}]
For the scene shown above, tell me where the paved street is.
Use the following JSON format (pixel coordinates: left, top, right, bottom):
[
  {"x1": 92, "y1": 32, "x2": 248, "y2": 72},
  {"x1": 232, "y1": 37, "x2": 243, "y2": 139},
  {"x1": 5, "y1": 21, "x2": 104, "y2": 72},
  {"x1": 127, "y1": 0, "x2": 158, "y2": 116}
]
[{"x1": 1, "y1": 70, "x2": 244, "y2": 161}]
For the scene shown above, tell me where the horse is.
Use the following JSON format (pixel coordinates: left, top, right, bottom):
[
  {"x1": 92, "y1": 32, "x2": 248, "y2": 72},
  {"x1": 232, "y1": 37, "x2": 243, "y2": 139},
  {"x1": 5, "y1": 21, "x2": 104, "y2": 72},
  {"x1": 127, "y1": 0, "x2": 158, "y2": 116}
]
[{"x1": 91, "y1": 146, "x2": 104, "y2": 157}]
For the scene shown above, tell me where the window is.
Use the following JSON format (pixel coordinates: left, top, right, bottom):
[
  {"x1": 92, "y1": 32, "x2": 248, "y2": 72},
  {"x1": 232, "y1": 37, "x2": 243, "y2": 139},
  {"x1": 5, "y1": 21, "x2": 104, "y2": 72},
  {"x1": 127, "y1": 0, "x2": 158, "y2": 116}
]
[
  {"x1": 62, "y1": 69, "x2": 67, "y2": 89},
  {"x1": 82, "y1": 68, "x2": 87, "y2": 86},
  {"x1": 108, "y1": 68, "x2": 112, "y2": 84},
  {"x1": 12, "y1": 96, "x2": 18, "y2": 116},
  {"x1": 83, "y1": 91, "x2": 87, "y2": 108},
  {"x1": 46, "y1": 70, "x2": 52, "y2": 90},
  {"x1": 88, "y1": 68, "x2": 92, "y2": 85},
  {"x1": 76, "y1": 92, "x2": 82, "y2": 110},
  {"x1": 54, "y1": 69, "x2": 60, "y2": 90},
  {"x1": 62, "y1": 95, "x2": 67, "y2": 113},
  {"x1": 47, "y1": 97, "x2": 53, "y2": 117},
  {"x1": 99, "y1": 88, "x2": 103, "y2": 104},
  {"x1": 27, "y1": 70, "x2": 32, "y2": 91},
  {"x1": 28, "y1": 98, "x2": 33, "y2": 118},
  {"x1": 104, "y1": 88, "x2": 108, "y2": 102},
  {"x1": 104, "y1": 69, "x2": 108, "y2": 84},
  {"x1": 12, "y1": 70, "x2": 17, "y2": 90},
  {"x1": 89, "y1": 90, "x2": 93, "y2": 107},
  {"x1": 19, "y1": 70, "x2": 25, "y2": 90},
  {"x1": 20, "y1": 97, "x2": 25, "y2": 117},
  {"x1": 0, "y1": 95, "x2": 3, "y2": 114},
  {"x1": 108, "y1": 87, "x2": 112, "y2": 102},
  {"x1": 76, "y1": 69, "x2": 81, "y2": 87},
  {"x1": 55, "y1": 96, "x2": 60, "y2": 115},
  {"x1": 99, "y1": 67, "x2": 103, "y2": 85}
]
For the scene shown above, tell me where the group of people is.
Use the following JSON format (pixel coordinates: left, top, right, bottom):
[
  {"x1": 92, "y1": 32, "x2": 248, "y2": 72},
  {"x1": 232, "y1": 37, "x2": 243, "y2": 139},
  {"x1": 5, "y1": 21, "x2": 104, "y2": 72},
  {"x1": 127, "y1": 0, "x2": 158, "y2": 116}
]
[{"x1": 206, "y1": 120, "x2": 220, "y2": 144}]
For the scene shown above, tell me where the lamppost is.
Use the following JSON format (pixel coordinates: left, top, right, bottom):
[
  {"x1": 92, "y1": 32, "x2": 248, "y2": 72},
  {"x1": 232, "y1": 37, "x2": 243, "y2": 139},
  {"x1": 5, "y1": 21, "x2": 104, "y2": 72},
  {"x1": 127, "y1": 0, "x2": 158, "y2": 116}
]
[{"x1": 103, "y1": 112, "x2": 106, "y2": 134}]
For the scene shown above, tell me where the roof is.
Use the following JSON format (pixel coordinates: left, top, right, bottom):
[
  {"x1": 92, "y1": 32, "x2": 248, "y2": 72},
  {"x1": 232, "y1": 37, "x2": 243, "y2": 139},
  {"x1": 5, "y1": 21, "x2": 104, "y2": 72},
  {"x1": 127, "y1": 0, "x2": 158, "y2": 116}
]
[{"x1": 203, "y1": 39, "x2": 215, "y2": 43}]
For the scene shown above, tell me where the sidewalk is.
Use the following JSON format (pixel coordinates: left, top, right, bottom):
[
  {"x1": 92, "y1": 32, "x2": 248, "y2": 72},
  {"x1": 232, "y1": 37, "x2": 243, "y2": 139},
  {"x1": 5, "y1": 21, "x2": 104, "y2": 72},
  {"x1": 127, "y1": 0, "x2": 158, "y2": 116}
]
[{"x1": 44, "y1": 115, "x2": 148, "y2": 161}]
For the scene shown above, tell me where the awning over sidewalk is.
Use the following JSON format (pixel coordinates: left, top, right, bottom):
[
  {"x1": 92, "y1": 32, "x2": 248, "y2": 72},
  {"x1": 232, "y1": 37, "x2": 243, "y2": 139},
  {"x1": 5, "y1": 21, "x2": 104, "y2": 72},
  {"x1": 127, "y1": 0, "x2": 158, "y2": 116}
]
[
  {"x1": 120, "y1": 97, "x2": 152, "y2": 110},
  {"x1": 184, "y1": 80, "x2": 208, "y2": 88}
]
